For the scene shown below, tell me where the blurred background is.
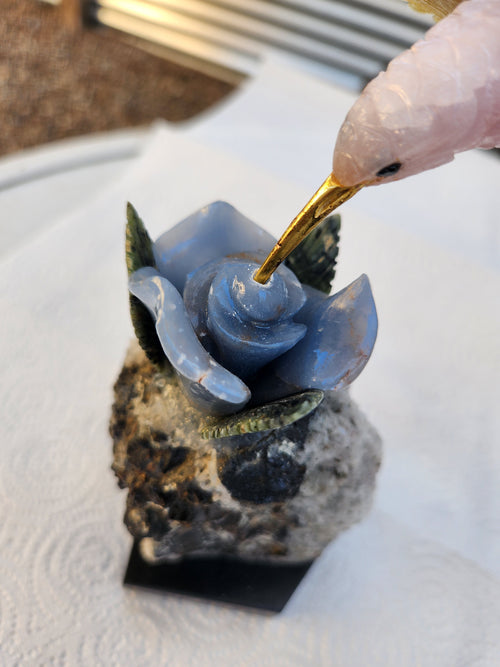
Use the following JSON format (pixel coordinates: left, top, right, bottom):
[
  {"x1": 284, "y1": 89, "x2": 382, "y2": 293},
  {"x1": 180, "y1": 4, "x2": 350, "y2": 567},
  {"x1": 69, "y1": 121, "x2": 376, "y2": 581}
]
[
  {"x1": 1, "y1": 0, "x2": 233, "y2": 156},
  {"x1": 2, "y1": 0, "x2": 431, "y2": 157}
]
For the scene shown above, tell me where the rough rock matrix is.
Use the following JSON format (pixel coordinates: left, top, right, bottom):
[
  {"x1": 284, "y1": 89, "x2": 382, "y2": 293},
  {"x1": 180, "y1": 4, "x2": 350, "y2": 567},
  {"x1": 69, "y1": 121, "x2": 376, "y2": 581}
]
[{"x1": 111, "y1": 342, "x2": 382, "y2": 564}]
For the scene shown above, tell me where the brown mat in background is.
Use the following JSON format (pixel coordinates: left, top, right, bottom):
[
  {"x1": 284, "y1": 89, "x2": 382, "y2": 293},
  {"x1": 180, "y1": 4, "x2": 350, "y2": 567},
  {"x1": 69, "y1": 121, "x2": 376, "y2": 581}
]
[{"x1": 1, "y1": 1, "x2": 234, "y2": 157}]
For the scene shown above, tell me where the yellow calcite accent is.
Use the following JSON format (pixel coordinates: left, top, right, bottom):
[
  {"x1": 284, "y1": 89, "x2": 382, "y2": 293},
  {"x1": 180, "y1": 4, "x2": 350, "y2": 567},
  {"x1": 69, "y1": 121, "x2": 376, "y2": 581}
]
[{"x1": 407, "y1": 0, "x2": 463, "y2": 21}]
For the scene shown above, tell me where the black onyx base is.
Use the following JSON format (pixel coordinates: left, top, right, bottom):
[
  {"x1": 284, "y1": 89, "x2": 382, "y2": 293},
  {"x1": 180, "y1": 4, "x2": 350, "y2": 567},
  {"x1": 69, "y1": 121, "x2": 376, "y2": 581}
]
[{"x1": 124, "y1": 542, "x2": 313, "y2": 613}]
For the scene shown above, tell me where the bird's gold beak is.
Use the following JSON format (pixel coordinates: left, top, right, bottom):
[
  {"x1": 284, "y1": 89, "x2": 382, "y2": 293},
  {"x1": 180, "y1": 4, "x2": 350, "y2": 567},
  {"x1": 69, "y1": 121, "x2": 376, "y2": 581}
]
[{"x1": 253, "y1": 173, "x2": 364, "y2": 285}]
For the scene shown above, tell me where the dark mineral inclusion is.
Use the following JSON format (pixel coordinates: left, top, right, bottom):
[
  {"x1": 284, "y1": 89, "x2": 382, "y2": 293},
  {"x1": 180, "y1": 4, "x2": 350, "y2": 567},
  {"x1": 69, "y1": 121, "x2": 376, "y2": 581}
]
[{"x1": 219, "y1": 432, "x2": 308, "y2": 504}]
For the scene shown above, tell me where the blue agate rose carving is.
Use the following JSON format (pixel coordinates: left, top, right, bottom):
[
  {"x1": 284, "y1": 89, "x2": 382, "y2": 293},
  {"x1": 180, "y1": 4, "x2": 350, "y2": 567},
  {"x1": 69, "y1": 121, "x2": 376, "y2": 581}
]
[{"x1": 127, "y1": 201, "x2": 377, "y2": 417}]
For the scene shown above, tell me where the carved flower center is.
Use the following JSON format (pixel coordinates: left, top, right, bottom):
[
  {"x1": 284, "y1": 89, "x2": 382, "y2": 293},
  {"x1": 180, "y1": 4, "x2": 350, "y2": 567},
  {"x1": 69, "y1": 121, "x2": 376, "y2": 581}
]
[{"x1": 184, "y1": 258, "x2": 306, "y2": 379}]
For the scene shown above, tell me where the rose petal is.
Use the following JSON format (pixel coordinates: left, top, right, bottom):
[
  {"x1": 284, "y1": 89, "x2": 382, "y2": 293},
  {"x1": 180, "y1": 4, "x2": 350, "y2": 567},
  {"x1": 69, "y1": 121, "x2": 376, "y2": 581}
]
[
  {"x1": 129, "y1": 267, "x2": 250, "y2": 415},
  {"x1": 272, "y1": 274, "x2": 378, "y2": 391},
  {"x1": 153, "y1": 201, "x2": 276, "y2": 292}
]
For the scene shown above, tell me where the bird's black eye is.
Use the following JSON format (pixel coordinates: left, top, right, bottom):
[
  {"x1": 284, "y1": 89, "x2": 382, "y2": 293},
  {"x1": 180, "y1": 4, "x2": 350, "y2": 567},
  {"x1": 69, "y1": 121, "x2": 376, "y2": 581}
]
[{"x1": 376, "y1": 162, "x2": 402, "y2": 177}]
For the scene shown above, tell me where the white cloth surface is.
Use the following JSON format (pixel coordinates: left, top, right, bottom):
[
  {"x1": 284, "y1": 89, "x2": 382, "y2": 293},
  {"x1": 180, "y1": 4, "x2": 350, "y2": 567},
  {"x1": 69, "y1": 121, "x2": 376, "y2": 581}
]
[
  {"x1": 0, "y1": 128, "x2": 146, "y2": 261},
  {"x1": 1, "y1": 59, "x2": 499, "y2": 664}
]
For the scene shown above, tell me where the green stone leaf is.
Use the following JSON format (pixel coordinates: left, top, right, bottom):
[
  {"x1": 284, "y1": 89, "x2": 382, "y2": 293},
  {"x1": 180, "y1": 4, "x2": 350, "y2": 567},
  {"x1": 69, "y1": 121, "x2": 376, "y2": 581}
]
[
  {"x1": 129, "y1": 294, "x2": 167, "y2": 367},
  {"x1": 125, "y1": 202, "x2": 165, "y2": 366},
  {"x1": 285, "y1": 213, "x2": 341, "y2": 294},
  {"x1": 200, "y1": 389, "x2": 324, "y2": 439},
  {"x1": 126, "y1": 202, "x2": 156, "y2": 275}
]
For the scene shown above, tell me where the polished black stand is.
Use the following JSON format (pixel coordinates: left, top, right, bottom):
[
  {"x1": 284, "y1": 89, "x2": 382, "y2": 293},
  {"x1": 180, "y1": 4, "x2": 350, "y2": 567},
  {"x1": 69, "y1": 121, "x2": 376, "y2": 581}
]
[{"x1": 124, "y1": 542, "x2": 312, "y2": 613}]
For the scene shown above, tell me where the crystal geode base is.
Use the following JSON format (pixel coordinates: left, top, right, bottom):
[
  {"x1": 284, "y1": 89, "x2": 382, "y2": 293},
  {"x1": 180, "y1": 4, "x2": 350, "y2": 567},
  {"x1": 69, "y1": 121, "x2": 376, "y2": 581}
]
[{"x1": 111, "y1": 341, "x2": 382, "y2": 569}]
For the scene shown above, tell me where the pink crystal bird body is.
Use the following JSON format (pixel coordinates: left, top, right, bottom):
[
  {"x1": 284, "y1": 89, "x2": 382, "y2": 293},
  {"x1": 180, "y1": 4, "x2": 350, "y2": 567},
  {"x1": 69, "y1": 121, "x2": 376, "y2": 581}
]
[
  {"x1": 333, "y1": 0, "x2": 500, "y2": 187},
  {"x1": 253, "y1": 0, "x2": 500, "y2": 284}
]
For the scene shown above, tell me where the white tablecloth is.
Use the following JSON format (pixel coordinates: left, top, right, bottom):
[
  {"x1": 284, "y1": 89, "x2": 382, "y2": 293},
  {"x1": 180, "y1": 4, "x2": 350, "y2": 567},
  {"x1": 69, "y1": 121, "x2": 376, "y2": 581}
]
[{"x1": 1, "y1": 61, "x2": 499, "y2": 666}]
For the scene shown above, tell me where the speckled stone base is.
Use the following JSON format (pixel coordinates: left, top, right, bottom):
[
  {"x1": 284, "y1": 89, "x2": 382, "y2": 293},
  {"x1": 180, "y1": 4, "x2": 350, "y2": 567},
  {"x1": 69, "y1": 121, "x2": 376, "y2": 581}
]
[{"x1": 111, "y1": 342, "x2": 382, "y2": 564}]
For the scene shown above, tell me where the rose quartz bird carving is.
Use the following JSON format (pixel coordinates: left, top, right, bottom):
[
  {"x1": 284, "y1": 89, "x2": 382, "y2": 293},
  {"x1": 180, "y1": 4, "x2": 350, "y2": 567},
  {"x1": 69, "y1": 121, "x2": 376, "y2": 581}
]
[
  {"x1": 333, "y1": 0, "x2": 500, "y2": 186},
  {"x1": 254, "y1": 0, "x2": 500, "y2": 283}
]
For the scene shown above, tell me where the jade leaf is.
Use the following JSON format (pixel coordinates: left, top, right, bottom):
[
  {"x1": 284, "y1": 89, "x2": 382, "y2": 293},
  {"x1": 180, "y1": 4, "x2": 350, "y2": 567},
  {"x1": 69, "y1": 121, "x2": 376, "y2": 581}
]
[
  {"x1": 285, "y1": 214, "x2": 341, "y2": 294},
  {"x1": 200, "y1": 389, "x2": 324, "y2": 439},
  {"x1": 125, "y1": 203, "x2": 165, "y2": 366}
]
